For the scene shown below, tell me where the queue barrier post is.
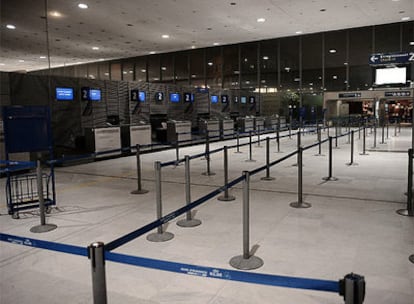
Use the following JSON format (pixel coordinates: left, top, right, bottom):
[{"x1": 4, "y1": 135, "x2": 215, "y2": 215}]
[
  {"x1": 372, "y1": 122, "x2": 377, "y2": 148},
  {"x1": 229, "y1": 171, "x2": 264, "y2": 270},
  {"x1": 256, "y1": 126, "x2": 262, "y2": 148},
  {"x1": 339, "y1": 273, "x2": 366, "y2": 304},
  {"x1": 131, "y1": 144, "x2": 149, "y2": 194},
  {"x1": 177, "y1": 156, "x2": 202, "y2": 227},
  {"x1": 397, "y1": 148, "x2": 414, "y2": 217},
  {"x1": 315, "y1": 126, "x2": 324, "y2": 156},
  {"x1": 334, "y1": 126, "x2": 339, "y2": 149},
  {"x1": 290, "y1": 147, "x2": 311, "y2": 208},
  {"x1": 261, "y1": 137, "x2": 275, "y2": 181},
  {"x1": 386, "y1": 122, "x2": 389, "y2": 139},
  {"x1": 235, "y1": 130, "x2": 242, "y2": 154},
  {"x1": 202, "y1": 131, "x2": 216, "y2": 176},
  {"x1": 88, "y1": 242, "x2": 108, "y2": 304},
  {"x1": 30, "y1": 159, "x2": 57, "y2": 233},
  {"x1": 346, "y1": 131, "x2": 358, "y2": 166},
  {"x1": 218, "y1": 146, "x2": 236, "y2": 201},
  {"x1": 147, "y1": 161, "x2": 174, "y2": 242},
  {"x1": 360, "y1": 127, "x2": 369, "y2": 156},
  {"x1": 245, "y1": 131, "x2": 256, "y2": 162},
  {"x1": 322, "y1": 137, "x2": 338, "y2": 182},
  {"x1": 380, "y1": 124, "x2": 386, "y2": 144},
  {"x1": 275, "y1": 124, "x2": 281, "y2": 153}
]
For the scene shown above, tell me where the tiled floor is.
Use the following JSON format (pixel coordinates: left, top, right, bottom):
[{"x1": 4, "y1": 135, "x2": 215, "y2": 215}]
[{"x1": 1, "y1": 127, "x2": 413, "y2": 304}]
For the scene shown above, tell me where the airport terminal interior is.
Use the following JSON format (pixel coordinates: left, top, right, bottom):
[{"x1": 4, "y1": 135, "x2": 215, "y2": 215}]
[{"x1": 1, "y1": 1, "x2": 414, "y2": 303}]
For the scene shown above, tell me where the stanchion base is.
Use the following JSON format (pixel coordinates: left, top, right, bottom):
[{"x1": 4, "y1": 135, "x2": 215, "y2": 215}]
[
  {"x1": 409, "y1": 254, "x2": 414, "y2": 264},
  {"x1": 218, "y1": 195, "x2": 236, "y2": 201},
  {"x1": 146, "y1": 231, "x2": 174, "y2": 242},
  {"x1": 177, "y1": 218, "x2": 202, "y2": 227},
  {"x1": 30, "y1": 224, "x2": 57, "y2": 233},
  {"x1": 256, "y1": 145, "x2": 263, "y2": 148},
  {"x1": 322, "y1": 176, "x2": 339, "y2": 181},
  {"x1": 229, "y1": 255, "x2": 264, "y2": 270},
  {"x1": 289, "y1": 201, "x2": 312, "y2": 208},
  {"x1": 346, "y1": 162, "x2": 359, "y2": 166},
  {"x1": 274, "y1": 151, "x2": 283, "y2": 153},
  {"x1": 130, "y1": 189, "x2": 149, "y2": 195},
  {"x1": 245, "y1": 159, "x2": 256, "y2": 162},
  {"x1": 359, "y1": 153, "x2": 369, "y2": 156},
  {"x1": 260, "y1": 176, "x2": 275, "y2": 181},
  {"x1": 396, "y1": 209, "x2": 414, "y2": 217},
  {"x1": 174, "y1": 162, "x2": 183, "y2": 166},
  {"x1": 314, "y1": 153, "x2": 325, "y2": 157},
  {"x1": 234, "y1": 151, "x2": 243, "y2": 154},
  {"x1": 333, "y1": 147, "x2": 341, "y2": 149},
  {"x1": 292, "y1": 163, "x2": 298, "y2": 167},
  {"x1": 201, "y1": 171, "x2": 216, "y2": 176}
]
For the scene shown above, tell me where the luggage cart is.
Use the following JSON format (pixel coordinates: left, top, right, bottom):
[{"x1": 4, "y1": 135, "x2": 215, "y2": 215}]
[{"x1": 4, "y1": 162, "x2": 56, "y2": 218}]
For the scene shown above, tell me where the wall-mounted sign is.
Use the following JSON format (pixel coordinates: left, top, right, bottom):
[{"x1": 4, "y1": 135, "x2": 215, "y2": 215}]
[
  {"x1": 384, "y1": 91, "x2": 411, "y2": 97},
  {"x1": 338, "y1": 92, "x2": 362, "y2": 98},
  {"x1": 130, "y1": 89, "x2": 139, "y2": 101},
  {"x1": 369, "y1": 52, "x2": 414, "y2": 65}
]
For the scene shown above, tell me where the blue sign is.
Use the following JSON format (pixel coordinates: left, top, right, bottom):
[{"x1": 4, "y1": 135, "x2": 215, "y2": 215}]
[
  {"x1": 211, "y1": 95, "x2": 218, "y2": 104},
  {"x1": 89, "y1": 89, "x2": 101, "y2": 101},
  {"x1": 170, "y1": 93, "x2": 180, "y2": 103},
  {"x1": 369, "y1": 52, "x2": 414, "y2": 65},
  {"x1": 55, "y1": 87, "x2": 74, "y2": 101},
  {"x1": 139, "y1": 91, "x2": 146, "y2": 102}
]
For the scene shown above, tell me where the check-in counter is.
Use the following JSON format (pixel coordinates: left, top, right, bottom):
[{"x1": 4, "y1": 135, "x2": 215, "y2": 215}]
[
  {"x1": 237, "y1": 117, "x2": 254, "y2": 133},
  {"x1": 279, "y1": 116, "x2": 287, "y2": 129},
  {"x1": 201, "y1": 120, "x2": 220, "y2": 139},
  {"x1": 167, "y1": 120, "x2": 192, "y2": 145},
  {"x1": 265, "y1": 117, "x2": 278, "y2": 131},
  {"x1": 130, "y1": 124, "x2": 152, "y2": 147},
  {"x1": 220, "y1": 119, "x2": 234, "y2": 139},
  {"x1": 85, "y1": 127, "x2": 121, "y2": 158},
  {"x1": 254, "y1": 117, "x2": 265, "y2": 131}
]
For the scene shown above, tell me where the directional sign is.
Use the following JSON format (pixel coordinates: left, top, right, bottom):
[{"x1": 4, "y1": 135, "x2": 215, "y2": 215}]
[
  {"x1": 369, "y1": 52, "x2": 414, "y2": 65},
  {"x1": 384, "y1": 91, "x2": 411, "y2": 97},
  {"x1": 339, "y1": 92, "x2": 362, "y2": 98}
]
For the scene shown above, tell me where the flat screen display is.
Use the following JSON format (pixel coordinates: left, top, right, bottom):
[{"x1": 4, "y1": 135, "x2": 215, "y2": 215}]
[
  {"x1": 89, "y1": 89, "x2": 101, "y2": 101},
  {"x1": 221, "y1": 95, "x2": 229, "y2": 103},
  {"x1": 139, "y1": 91, "x2": 146, "y2": 102},
  {"x1": 240, "y1": 96, "x2": 247, "y2": 104},
  {"x1": 375, "y1": 67, "x2": 407, "y2": 85},
  {"x1": 170, "y1": 93, "x2": 180, "y2": 103},
  {"x1": 211, "y1": 95, "x2": 218, "y2": 103},
  {"x1": 56, "y1": 87, "x2": 74, "y2": 101}
]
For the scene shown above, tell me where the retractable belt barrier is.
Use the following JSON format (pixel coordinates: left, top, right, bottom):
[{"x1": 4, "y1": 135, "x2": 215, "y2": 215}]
[{"x1": 0, "y1": 160, "x2": 36, "y2": 173}]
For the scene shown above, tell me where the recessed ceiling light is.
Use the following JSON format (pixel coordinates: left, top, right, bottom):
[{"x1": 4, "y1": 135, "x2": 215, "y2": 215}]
[
  {"x1": 104, "y1": 72, "x2": 109, "y2": 76},
  {"x1": 191, "y1": 74, "x2": 196, "y2": 78},
  {"x1": 18, "y1": 60, "x2": 25, "y2": 62},
  {"x1": 49, "y1": 11, "x2": 62, "y2": 17},
  {"x1": 78, "y1": 3, "x2": 88, "y2": 9},
  {"x1": 141, "y1": 69, "x2": 146, "y2": 72},
  {"x1": 329, "y1": 49, "x2": 337, "y2": 53},
  {"x1": 40, "y1": 56, "x2": 46, "y2": 59},
  {"x1": 98, "y1": 58, "x2": 105, "y2": 61},
  {"x1": 208, "y1": 62, "x2": 213, "y2": 66},
  {"x1": 392, "y1": 0, "x2": 400, "y2": 2},
  {"x1": 92, "y1": 46, "x2": 99, "y2": 50},
  {"x1": 263, "y1": 56, "x2": 269, "y2": 60},
  {"x1": 295, "y1": 31, "x2": 302, "y2": 34},
  {"x1": 230, "y1": 2, "x2": 236, "y2": 5},
  {"x1": 0, "y1": 63, "x2": 5, "y2": 66},
  {"x1": 344, "y1": 62, "x2": 348, "y2": 65},
  {"x1": 161, "y1": 34, "x2": 170, "y2": 39},
  {"x1": 332, "y1": 75, "x2": 338, "y2": 79},
  {"x1": 123, "y1": 71, "x2": 127, "y2": 74},
  {"x1": 410, "y1": 41, "x2": 414, "y2": 45},
  {"x1": 213, "y1": 42, "x2": 219, "y2": 46},
  {"x1": 6, "y1": 24, "x2": 16, "y2": 30},
  {"x1": 257, "y1": 18, "x2": 266, "y2": 23},
  {"x1": 191, "y1": 45, "x2": 196, "y2": 49},
  {"x1": 402, "y1": 17, "x2": 410, "y2": 21},
  {"x1": 161, "y1": 66, "x2": 167, "y2": 70},
  {"x1": 149, "y1": 51, "x2": 156, "y2": 54}
]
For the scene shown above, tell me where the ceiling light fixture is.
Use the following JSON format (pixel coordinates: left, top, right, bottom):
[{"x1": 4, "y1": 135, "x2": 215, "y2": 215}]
[
  {"x1": 257, "y1": 18, "x2": 266, "y2": 23},
  {"x1": 92, "y1": 46, "x2": 99, "y2": 50},
  {"x1": 161, "y1": 34, "x2": 170, "y2": 39},
  {"x1": 6, "y1": 24, "x2": 16, "y2": 30},
  {"x1": 149, "y1": 51, "x2": 156, "y2": 54},
  {"x1": 161, "y1": 66, "x2": 167, "y2": 70},
  {"x1": 191, "y1": 45, "x2": 196, "y2": 49},
  {"x1": 263, "y1": 56, "x2": 269, "y2": 60},
  {"x1": 213, "y1": 42, "x2": 220, "y2": 46},
  {"x1": 141, "y1": 69, "x2": 146, "y2": 72},
  {"x1": 329, "y1": 49, "x2": 337, "y2": 53},
  {"x1": 295, "y1": 31, "x2": 302, "y2": 34},
  {"x1": 208, "y1": 62, "x2": 213, "y2": 66},
  {"x1": 18, "y1": 60, "x2": 25, "y2": 62},
  {"x1": 40, "y1": 56, "x2": 46, "y2": 59},
  {"x1": 78, "y1": 3, "x2": 88, "y2": 9},
  {"x1": 50, "y1": 11, "x2": 62, "y2": 17},
  {"x1": 402, "y1": 17, "x2": 410, "y2": 21},
  {"x1": 410, "y1": 41, "x2": 414, "y2": 45}
]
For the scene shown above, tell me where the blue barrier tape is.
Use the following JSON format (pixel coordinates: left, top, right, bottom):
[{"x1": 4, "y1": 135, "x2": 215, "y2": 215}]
[
  {"x1": 0, "y1": 233, "x2": 88, "y2": 257},
  {"x1": 0, "y1": 160, "x2": 36, "y2": 173},
  {"x1": 105, "y1": 251, "x2": 339, "y2": 293}
]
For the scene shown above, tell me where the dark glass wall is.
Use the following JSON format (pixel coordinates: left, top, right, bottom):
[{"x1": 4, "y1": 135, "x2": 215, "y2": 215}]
[{"x1": 31, "y1": 21, "x2": 414, "y2": 92}]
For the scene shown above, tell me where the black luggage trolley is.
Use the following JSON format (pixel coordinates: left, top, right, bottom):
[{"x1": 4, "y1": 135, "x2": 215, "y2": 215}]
[{"x1": 2, "y1": 106, "x2": 57, "y2": 218}]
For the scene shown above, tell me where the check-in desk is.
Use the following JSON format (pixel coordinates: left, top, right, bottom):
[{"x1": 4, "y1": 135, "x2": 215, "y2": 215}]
[
  {"x1": 279, "y1": 116, "x2": 287, "y2": 129},
  {"x1": 265, "y1": 117, "x2": 279, "y2": 131},
  {"x1": 130, "y1": 124, "x2": 152, "y2": 147},
  {"x1": 85, "y1": 127, "x2": 121, "y2": 158},
  {"x1": 237, "y1": 117, "x2": 254, "y2": 133},
  {"x1": 220, "y1": 119, "x2": 234, "y2": 139},
  {"x1": 167, "y1": 121, "x2": 192, "y2": 145},
  {"x1": 199, "y1": 120, "x2": 220, "y2": 140},
  {"x1": 254, "y1": 117, "x2": 265, "y2": 131}
]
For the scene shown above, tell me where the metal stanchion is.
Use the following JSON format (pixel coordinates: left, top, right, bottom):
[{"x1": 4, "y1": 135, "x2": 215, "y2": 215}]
[
  {"x1": 380, "y1": 124, "x2": 386, "y2": 144},
  {"x1": 202, "y1": 131, "x2": 216, "y2": 175},
  {"x1": 177, "y1": 156, "x2": 202, "y2": 227},
  {"x1": 292, "y1": 131, "x2": 301, "y2": 166},
  {"x1": 245, "y1": 131, "x2": 256, "y2": 162},
  {"x1": 334, "y1": 125, "x2": 339, "y2": 149},
  {"x1": 175, "y1": 133, "x2": 183, "y2": 166},
  {"x1": 261, "y1": 137, "x2": 275, "y2": 181},
  {"x1": 288, "y1": 120, "x2": 292, "y2": 139},
  {"x1": 358, "y1": 125, "x2": 361, "y2": 140},
  {"x1": 346, "y1": 131, "x2": 358, "y2": 166},
  {"x1": 394, "y1": 121, "x2": 398, "y2": 137},
  {"x1": 409, "y1": 254, "x2": 414, "y2": 264},
  {"x1": 275, "y1": 124, "x2": 281, "y2": 153},
  {"x1": 314, "y1": 126, "x2": 324, "y2": 156},
  {"x1": 360, "y1": 127, "x2": 369, "y2": 156},
  {"x1": 131, "y1": 145, "x2": 149, "y2": 194},
  {"x1": 372, "y1": 122, "x2": 377, "y2": 148},
  {"x1": 322, "y1": 137, "x2": 338, "y2": 181},
  {"x1": 290, "y1": 147, "x2": 311, "y2": 208},
  {"x1": 256, "y1": 125, "x2": 262, "y2": 148},
  {"x1": 88, "y1": 242, "x2": 107, "y2": 304},
  {"x1": 218, "y1": 146, "x2": 236, "y2": 201},
  {"x1": 398, "y1": 120, "x2": 401, "y2": 133},
  {"x1": 30, "y1": 160, "x2": 57, "y2": 233},
  {"x1": 339, "y1": 273, "x2": 366, "y2": 304},
  {"x1": 229, "y1": 171, "x2": 264, "y2": 270},
  {"x1": 147, "y1": 161, "x2": 174, "y2": 242},
  {"x1": 386, "y1": 122, "x2": 389, "y2": 139},
  {"x1": 397, "y1": 148, "x2": 414, "y2": 217},
  {"x1": 235, "y1": 130, "x2": 242, "y2": 154}
]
